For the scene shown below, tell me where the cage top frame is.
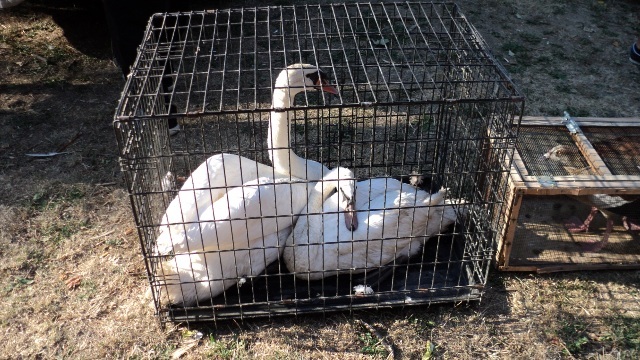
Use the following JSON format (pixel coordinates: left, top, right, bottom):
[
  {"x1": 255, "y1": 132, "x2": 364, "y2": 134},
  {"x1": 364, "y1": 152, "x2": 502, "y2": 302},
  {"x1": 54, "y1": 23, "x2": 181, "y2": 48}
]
[
  {"x1": 509, "y1": 116, "x2": 640, "y2": 195},
  {"x1": 114, "y1": 1, "x2": 524, "y2": 120}
]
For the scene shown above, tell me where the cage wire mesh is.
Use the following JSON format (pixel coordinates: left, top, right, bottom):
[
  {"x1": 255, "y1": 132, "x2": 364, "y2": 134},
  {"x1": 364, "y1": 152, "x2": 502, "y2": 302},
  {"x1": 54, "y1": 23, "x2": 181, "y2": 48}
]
[
  {"x1": 113, "y1": 2, "x2": 524, "y2": 323},
  {"x1": 582, "y1": 127, "x2": 640, "y2": 176},
  {"x1": 516, "y1": 126, "x2": 595, "y2": 176}
]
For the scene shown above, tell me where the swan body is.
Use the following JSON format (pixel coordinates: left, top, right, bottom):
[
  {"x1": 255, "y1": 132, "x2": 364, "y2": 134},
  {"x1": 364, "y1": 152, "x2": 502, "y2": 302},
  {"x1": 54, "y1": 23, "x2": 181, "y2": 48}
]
[
  {"x1": 156, "y1": 154, "x2": 285, "y2": 253},
  {"x1": 156, "y1": 228, "x2": 290, "y2": 306},
  {"x1": 284, "y1": 176, "x2": 464, "y2": 280},
  {"x1": 155, "y1": 64, "x2": 338, "y2": 255}
]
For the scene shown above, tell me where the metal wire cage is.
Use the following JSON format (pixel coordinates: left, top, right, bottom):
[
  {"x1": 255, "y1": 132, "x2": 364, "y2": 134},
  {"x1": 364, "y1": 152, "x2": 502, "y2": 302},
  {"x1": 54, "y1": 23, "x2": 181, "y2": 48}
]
[{"x1": 113, "y1": 1, "x2": 524, "y2": 323}]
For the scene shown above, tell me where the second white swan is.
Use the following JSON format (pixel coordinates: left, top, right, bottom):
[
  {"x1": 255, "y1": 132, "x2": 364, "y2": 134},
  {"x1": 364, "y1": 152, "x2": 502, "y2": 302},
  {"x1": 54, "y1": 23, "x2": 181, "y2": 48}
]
[{"x1": 283, "y1": 173, "x2": 464, "y2": 280}]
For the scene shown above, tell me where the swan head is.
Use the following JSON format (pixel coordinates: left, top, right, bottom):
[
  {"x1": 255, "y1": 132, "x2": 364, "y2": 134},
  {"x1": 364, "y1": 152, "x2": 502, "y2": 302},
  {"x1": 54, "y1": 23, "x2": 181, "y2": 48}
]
[
  {"x1": 275, "y1": 63, "x2": 339, "y2": 96},
  {"x1": 325, "y1": 166, "x2": 358, "y2": 231}
]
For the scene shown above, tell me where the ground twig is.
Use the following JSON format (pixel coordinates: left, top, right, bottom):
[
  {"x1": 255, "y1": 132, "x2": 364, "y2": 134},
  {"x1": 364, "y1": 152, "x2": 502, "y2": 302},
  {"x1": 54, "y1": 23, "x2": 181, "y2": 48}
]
[
  {"x1": 56, "y1": 131, "x2": 82, "y2": 152},
  {"x1": 355, "y1": 319, "x2": 395, "y2": 360}
]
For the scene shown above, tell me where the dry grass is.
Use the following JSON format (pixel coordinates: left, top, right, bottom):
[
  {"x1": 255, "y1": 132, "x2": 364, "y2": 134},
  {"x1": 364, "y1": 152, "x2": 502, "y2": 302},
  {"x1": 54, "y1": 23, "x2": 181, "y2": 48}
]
[{"x1": 1, "y1": 0, "x2": 640, "y2": 359}]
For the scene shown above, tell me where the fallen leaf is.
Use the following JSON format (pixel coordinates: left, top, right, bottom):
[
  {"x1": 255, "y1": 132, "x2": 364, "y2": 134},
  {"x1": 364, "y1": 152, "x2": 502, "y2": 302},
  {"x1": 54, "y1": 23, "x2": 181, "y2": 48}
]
[
  {"x1": 423, "y1": 340, "x2": 435, "y2": 360},
  {"x1": 17, "y1": 278, "x2": 35, "y2": 286},
  {"x1": 65, "y1": 275, "x2": 82, "y2": 289},
  {"x1": 171, "y1": 340, "x2": 199, "y2": 359}
]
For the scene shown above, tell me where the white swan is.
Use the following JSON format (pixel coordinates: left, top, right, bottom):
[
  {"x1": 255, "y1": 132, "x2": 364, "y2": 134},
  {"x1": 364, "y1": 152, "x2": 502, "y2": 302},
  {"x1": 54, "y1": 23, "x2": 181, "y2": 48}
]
[
  {"x1": 283, "y1": 174, "x2": 464, "y2": 281},
  {"x1": 155, "y1": 63, "x2": 338, "y2": 255},
  {"x1": 156, "y1": 228, "x2": 290, "y2": 306}
]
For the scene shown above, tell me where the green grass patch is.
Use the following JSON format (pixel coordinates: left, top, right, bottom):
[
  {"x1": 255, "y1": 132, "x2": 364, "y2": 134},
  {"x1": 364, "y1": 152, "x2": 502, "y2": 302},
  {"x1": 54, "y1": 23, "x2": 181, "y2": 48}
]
[
  {"x1": 558, "y1": 319, "x2": 590, "y2": 355},
  {"x1": 29, "y1": 185, "x2": 86, "y2": 211},
  {"x1": 554, "y1": 84, "x2": 573, "y2": 94},
  {"x1": 550, "y1": 5, "x2": 567, "y2": 16},
  {"x1": 565, "y1": 107, "x2": 590, "y2": 117},
  {"x1": 4, "y1": 276, "x2": 35, "y2": 293},
  {"x1": 44, "y1": 219, "x2": 87, "y2": 244},
  {"x1": 78, "y1": 279, "x2": 98, "y2": 300},
  {"x1": 602, "y1": 317, "x2": 640, "y2": 351},
  {"x1": 501, "y1": 41, "x2": 527, "y2": 54},
  {"x1": 358, "y1": 332, "x2": 388, "y2": 357},
  {"x1": 205, "y1": 335, "x2": 247, "y2": 359}
]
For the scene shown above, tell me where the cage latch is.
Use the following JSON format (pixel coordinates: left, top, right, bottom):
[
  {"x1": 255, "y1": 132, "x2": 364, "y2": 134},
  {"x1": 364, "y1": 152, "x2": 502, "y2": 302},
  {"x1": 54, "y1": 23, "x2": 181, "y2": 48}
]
[
  {"x1": 537, "y1": 176, "x2": 557, "y2": 187},
  {"x1": 562, "y1": 111, "x2": 581, "y2": 135}
]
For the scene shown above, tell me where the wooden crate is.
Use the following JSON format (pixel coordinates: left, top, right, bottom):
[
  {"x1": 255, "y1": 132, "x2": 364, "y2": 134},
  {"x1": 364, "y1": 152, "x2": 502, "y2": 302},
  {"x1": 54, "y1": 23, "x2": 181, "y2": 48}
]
[{"x1": 496, "y1": 116, "x2": 640, "y2": 273}]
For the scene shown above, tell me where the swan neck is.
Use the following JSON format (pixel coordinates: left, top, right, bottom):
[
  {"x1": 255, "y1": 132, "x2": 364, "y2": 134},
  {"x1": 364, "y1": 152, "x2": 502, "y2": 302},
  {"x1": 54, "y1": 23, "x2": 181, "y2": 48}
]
[
  {"x1": 269, "y1": 87, "x2": 306, "y2": 177},
  {"x1": 302, "y1": 179, "x2": 338, "y2": 240},
  {"x1": 272, "y1": 87, "x2": 296, "y2": 109},
  {"x1": 310, "y1": 179, "x2": 338, "y2": 207}
]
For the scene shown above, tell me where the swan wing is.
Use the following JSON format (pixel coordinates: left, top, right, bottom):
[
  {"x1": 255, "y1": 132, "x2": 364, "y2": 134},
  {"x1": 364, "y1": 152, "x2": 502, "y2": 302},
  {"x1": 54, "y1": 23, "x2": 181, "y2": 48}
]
[{"x1": 166, "y1": 176, "x2": 307, "y2": 254}]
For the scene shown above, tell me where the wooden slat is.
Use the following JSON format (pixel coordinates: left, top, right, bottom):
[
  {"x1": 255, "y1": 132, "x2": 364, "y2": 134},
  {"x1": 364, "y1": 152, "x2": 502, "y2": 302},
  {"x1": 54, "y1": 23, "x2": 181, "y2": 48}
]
[
  {"x1": 497, "y1": 185, "x2": 523, "y2": 268},
  {"x1": 500, "y1": 263, "x2": 640, "y2": 273},
  {"x1": 518, "y1": 186, "x2": 640, "y2": 196},
  {"x1": 536, "y1": 264, "x2": 640, "y2": 274},
  {"x1": 510, "y1": 148, "x2": 528, "y2": 179},
  {"x1": 519, "y1": 116, "x2": 640, "y2": 127},
  {"x1": 521, "y1": 174, "x2": 640, "y2": 181},
  {"x1": 572, "y1": 131, "x2": 611, "y2": 175},
  {"x1": 498, "y1": 265, "x2": 541, "y2": 272}
]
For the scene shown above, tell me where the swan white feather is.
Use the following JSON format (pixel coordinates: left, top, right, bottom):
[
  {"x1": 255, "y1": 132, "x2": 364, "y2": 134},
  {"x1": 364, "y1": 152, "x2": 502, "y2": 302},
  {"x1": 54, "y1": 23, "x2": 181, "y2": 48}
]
[
  {"x1": 159, "y1": 176, "x2": 315, "y2": 254},
  {"x1": 156, "y1": 227, "x2": 290, "y2": 306}
]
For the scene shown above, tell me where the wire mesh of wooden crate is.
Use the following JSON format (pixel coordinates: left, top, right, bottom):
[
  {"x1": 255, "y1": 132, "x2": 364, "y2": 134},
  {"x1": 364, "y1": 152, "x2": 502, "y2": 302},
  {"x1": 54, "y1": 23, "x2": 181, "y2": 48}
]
[{"x1": 113, "y1": 2, "x2": 524, "y2": 323}]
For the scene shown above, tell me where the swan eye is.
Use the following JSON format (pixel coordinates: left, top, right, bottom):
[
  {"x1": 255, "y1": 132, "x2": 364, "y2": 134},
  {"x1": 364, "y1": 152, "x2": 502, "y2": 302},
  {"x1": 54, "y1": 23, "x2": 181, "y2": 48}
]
[{"x1": 305, "y1": 71, "x2": 320, "y2": 86}]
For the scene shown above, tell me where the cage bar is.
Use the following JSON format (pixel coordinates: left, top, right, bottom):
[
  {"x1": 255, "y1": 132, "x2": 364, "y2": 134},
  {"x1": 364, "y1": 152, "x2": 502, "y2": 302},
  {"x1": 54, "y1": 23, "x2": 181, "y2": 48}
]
[{"x1": 113, "y1": 2, "x2": 523, "y2": 324}]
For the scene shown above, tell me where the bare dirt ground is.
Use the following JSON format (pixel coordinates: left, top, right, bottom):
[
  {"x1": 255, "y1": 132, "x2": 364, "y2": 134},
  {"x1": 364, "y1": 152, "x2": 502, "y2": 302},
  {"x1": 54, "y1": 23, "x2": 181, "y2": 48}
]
[{"x1": 1, "y1": 0, "x2": 639, "y2": 359}]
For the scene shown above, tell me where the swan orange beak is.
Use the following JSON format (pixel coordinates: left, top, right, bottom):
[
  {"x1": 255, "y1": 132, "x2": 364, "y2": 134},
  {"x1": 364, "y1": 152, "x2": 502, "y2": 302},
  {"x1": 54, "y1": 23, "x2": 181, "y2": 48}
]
[
  {"x1": 317, "y1": 78, "x2": 339, "y2": 94},
  {"x1": 322, "y1": 84, "x2": 339, "y2": 94},
  {"x1": 344, "y1": 202, "x2": 358, "y2": 231}
]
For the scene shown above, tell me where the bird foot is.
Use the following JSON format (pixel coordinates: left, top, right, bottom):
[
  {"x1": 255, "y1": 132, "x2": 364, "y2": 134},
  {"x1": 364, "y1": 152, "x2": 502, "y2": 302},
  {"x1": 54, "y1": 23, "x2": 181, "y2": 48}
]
[
  {"x1": 622, "y1": 217, "x2": 640, "y2": 232},
  {"x1": 579, "y1": 239, "x2": 608, "y2": 253},
  {"x1": 564, "y1": 216, "x2": 590, "y2": 233},
  {"x1": 579, "y1": 219, "x2": 612, "y2": 253}
]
